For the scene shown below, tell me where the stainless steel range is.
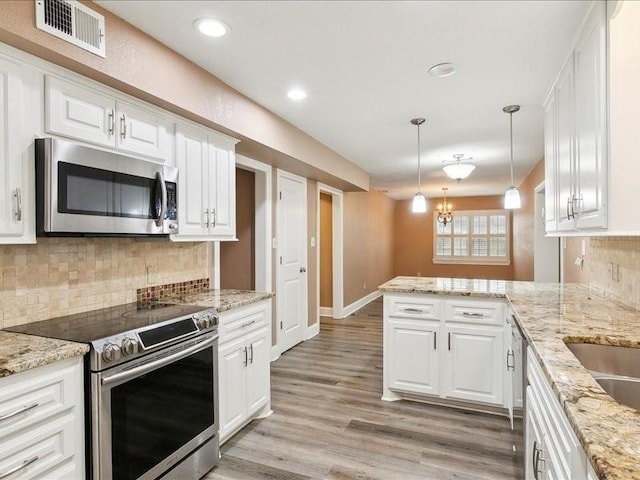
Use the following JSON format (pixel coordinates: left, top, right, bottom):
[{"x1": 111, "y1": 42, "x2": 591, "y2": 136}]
[{"x1": 7, "y1": 302, "x2": 219, "y2": 480}]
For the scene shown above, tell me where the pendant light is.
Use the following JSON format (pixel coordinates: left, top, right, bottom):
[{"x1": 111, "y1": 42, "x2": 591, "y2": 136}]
[
  {"x1": 411, "y1": 118, "x2": 427, "y2": 213},
  {"x1": 503, "y1": 105, "x2": 521, "y2": 209},
  {"x1": 436, "y1": 187, "x2": 453, "y2": 225},
  {"x1": 443, "y1": 154, "x2": 476, "y2": 181}
]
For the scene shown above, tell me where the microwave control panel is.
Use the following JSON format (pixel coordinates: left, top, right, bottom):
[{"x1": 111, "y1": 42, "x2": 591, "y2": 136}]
[{"x1": 166, "y1": 182, "x2": 177, "y2": 220}]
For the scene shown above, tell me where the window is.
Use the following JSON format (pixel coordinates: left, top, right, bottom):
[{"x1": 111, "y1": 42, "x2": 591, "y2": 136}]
[{"x1": 433, "y1": 210, "x2": 510, "y2": 265}]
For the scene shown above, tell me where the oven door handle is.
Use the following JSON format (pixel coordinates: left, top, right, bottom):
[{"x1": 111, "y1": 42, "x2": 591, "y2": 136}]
[
  {"x1": 155, "y1": 171, "x2": 167, "y2": 227},
  {"x1": 101, "y1": 334, "x2": 218, "y2": 387}
]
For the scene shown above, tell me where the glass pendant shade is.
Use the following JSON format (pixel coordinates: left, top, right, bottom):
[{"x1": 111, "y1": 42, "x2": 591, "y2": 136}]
[
  {"x1": 443, "y1": 163, "x2": 475, "y2": 180},
  {"x1": 504, "y1": 186, "x2": 521, "y2": 209},
  {"x1": 412, "y1": 192, "x2": 427, "y2": 213}
]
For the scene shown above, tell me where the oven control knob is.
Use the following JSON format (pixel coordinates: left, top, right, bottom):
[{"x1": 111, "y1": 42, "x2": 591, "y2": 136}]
[
  {"x1": 195, "y1": 316, "x2": 209, "y2": 330},
  {"x1": 207, "y1": 312, "x2": 218, "y2": 326},
  {"x1": 102, "y1": 343, "x2": 121, "y2": 363},
  {"x1": 121, "y1": 338, "x2": 139, "y2": 356}
]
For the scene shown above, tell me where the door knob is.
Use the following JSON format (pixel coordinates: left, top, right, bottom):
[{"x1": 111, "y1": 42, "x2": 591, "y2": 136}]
[{"x1": 300, "y1": 267, "x2": 307, "y2": 273}]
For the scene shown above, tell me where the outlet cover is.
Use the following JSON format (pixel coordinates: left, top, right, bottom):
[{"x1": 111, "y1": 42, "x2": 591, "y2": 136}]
[{"x1": 146, "y1": 266, "x2": 158, "y2": 284}]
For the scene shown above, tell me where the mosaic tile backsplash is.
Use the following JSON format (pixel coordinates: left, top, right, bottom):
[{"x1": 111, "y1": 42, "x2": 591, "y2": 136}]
[
  {"x1": 0, "y1": 238, "x2": 210, "y2": 328},
  {"x1": 586, "y1": 237, "x2": 640, "y2": 308},
  {"x1": 137, "y1": 278, "x2": 210, "y2": 304}
]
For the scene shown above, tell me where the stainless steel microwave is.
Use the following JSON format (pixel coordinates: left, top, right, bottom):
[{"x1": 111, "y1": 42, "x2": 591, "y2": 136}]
[{"x1": 35, "y1": 138, "x2": 178, "y2": 236}]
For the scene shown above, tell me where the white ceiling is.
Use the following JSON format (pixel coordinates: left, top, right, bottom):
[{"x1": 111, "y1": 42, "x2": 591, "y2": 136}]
[{"x1": 98, "y1": 0, "x2": 590, "y2": 199}]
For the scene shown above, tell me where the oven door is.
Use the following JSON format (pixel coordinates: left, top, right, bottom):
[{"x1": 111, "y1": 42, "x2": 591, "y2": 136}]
[
  {"x1": 92, "y1": 333, "x2": 218, "y2": 480},
  {"x1": 37, "y1": 137, "x2": 178, "y2": 235}
]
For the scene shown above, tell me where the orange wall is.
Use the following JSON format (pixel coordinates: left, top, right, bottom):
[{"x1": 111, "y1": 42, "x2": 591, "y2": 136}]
[
  {"x1": 512, "y1": 159, "x2": 545, "y2": 280},
  {"x1": 319, "y1": 193, "x2": 333, "y2": 307},
  {"x1": 0, "y1": 1, "x2": 368, "y2": 192},
  {"x1": 344, "y1": 190, "x2": 396, "y2": 305},
  {"x1": 393, "y1": 195, "x2": 514, "y2": 280},
  {"x1": 220, "y1": 168, "x2": 255, "y2": 290}
]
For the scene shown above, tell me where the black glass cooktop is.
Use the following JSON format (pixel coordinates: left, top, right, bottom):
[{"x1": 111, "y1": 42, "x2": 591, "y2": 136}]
[{"x1": 5, "y1": 302, "x2": 208, "y2": 343}]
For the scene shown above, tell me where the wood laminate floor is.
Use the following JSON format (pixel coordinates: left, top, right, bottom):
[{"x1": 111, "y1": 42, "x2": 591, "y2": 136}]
[{"x1": 206, "y1": 299, "x2": 524, "y2": 480}]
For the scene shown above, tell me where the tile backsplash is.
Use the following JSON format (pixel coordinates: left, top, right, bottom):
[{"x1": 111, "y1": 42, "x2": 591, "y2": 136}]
[
  {"x1": 587, "y1": 237, "x2": 640, "y2": 308},
  {"x1": 0, "y1": 238, "x2": 210, "y2": 328}
]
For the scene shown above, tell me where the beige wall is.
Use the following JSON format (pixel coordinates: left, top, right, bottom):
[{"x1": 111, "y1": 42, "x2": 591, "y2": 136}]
[
  {"x1": 319, "y1": 193, "x2": 333, "y2": 308},
  {"x1": 393, "y1": 196, "x2": 514, "y2": 280},
  {"x1": 343, "y1": 190, "x2": 395, "y2": 306},
  {"x1": 220, "y1": 168, "x2": 255, "y2": 290},
  {"x1": 512, "y1": 159, "x2": 545, "y2": 281},
  {"x1": 0, "y1": 1, "x2": 368, "y2": 193},
  {"x1": 0, "y1": 239, "x2": 209, "y2": 328}
]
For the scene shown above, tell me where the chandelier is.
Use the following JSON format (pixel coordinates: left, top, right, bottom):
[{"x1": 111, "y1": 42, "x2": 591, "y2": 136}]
[
  {"x1": 443, "y1": 154, "x2": 475, "y2": 181},
  {"x1": 436, "y1": 187, "x2": 453, "y2": 226}
]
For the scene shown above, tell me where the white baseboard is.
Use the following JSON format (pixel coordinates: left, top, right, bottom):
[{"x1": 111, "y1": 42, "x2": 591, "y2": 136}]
[
  {"x1": 305, "y1": 321, "x2": 320, "y2": 340},
  {"x1": 340, "y1": 290, "x2": 382, "y2": 318},
  {"x1": 270, "y1": 345, "x2": 281, "y2": 362},
  {"x1": 319, "y1": 307, "x2": 333, "y2": 317}
]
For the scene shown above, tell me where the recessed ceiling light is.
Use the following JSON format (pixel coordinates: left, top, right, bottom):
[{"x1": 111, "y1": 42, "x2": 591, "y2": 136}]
[
  {"x1": 287, "y1": 88, "x2": 307, "y2": 101},
  {"x1": 428, "y1": 62, "x2": 456, "y2": 78},
  {"x1": 194, "y1": 18, "x2": 230, "y2": 38}
]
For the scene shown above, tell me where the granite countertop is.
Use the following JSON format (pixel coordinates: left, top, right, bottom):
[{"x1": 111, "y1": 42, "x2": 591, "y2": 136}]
[
  {"x1": 379, "y1": 276, "x2": 640, "y2": 480},
  {"x1": 166, "y1": 288, "x2": 274, "y2": 313},
  {"x1": 0, "y1": 331, "x2": 88, "y2": 379}
]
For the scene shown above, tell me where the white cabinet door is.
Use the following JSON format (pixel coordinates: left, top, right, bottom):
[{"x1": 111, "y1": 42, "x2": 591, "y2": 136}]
[
  {"x1": 175, "y1": 123, "x2": 209, "y2": 237},
  {"x1": 45, "y1": 76, "x2": 115, "y2": 148},
  {"x1": 574, "y1": 2, "x2": 607, "y2": 230},
  {"x1": 543, "y1": 90, "x2": 558, "y2": 233},
  {"x1": 525, "y1": 387, "x2": 546, "y2": 480},
  {"x1": 443, "y1": 324, "x2": 503, "y2": 405},
  {"x1": 388, "y1": 320, "x2": 439, "y2": 396},
  {"x1": 116, "y1": 100, "x2": 172, "y2": 162},
  {"x1": 208, "y1": 142, "x2": 236, "y2": 239},
  {"x1": 555, "y1": 58, "x2": 576, "y2": 231},
  {"x1": 218, "y1": 336, "x2": 247, "y2": 440},
  {"x1": 245, "y1": 327, "x2": 270, "y2": 417},
  {"x1": 0, "y1": 57, "x2": 24, "y2": 237}
]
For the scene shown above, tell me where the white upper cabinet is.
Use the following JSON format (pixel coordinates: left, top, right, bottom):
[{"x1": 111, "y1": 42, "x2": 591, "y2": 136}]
[
  {"x1": 45, "y1": 75, "x2": 173, "y2": 163},
  {"x1": 173, "y1": 121, "x2": 238, "y2": 241},
  {"x1": 545, "y1": 0, "x2": 640, "y2": 235},
  {"x1": 45, "y1": 75, "x2": 116, "y2": 149},
  {"x1": 115, "y1": 100, "x2": 172, "y2": 161}
]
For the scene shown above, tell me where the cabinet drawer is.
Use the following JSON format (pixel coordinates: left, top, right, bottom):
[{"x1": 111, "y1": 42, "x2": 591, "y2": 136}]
[
  {"x1": 444, "y1": 299, "x2": 503, "y2": 326},
  {"x1": 385, "y1": 295, "x2": 440, "y2": 320},
  {"x1": 0, "y1": 412, "x2": 80, "y2": 480},
  {"x1": 0, "y1": 358, "x2": 83, "y2": 438},
  {"x1": 219, "y1": 301, "x2": 269, "y2": 342}
]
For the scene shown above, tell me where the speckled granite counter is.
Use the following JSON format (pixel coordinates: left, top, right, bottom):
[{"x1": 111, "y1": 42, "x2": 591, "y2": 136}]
[
  {"x1": 166, "y1": 289, "x2": 274, "y2": 313},
  {"x1": 0, "y1": 331, "x2": 88, "y2": 379},
  {"x1": 379, "y1": 276, "x2": 640, "y2": 480}
]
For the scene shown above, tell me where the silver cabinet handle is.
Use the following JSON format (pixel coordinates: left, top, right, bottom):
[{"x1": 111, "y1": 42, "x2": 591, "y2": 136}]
[
  {"x1": 506, "y1": 349, "x2": 515, "y2": 371},
  {"x1": 120, "y1": 113, "x2": 127, "y2": 139},
  {"x1": 566, "y1": 196, "x2": 571, "y2": 220},
  {"x1": 243, "y1": 346, "x2": 248, "y2": 366},
  {"x1": 448, "y1": 332, "x2": 451, "y2": 351},
  {"x1": 0, "y1": 402, "x2": 38, "y2": 422},
  {"x1": 462, "y1": 312, "x2": 484, "y2": 318},
  {"x1": 433, "y1": 331, "x2": 437, "y2": 350},
  {"x1": 300, "y1": 267, "x2": 307, "y2": 273},
  {"x1": 211, "y1": 208, "x2": 216, "y2": 227},
  {"x1": 0, "y1": 455, "x2": 39, "y2": 479},
  {"x1": 108, "y1": 109, "x2": 115, "y2": 136},
  {"x1": 532, "y1": 441, "x2": 539, "y2": 480},
  {"x1": 13, "y1": 188, "x2": 22, "y2": 221},
  {"x1": 250, "y1": 343, "x2": 254, "y2": 364},
  {"x1": 241, "y1": 319, "x2": 256, "y2": 328},
  {"x1": 403, "y1": 308, "x2": 424, "y2": 313},
  {"x1": 204, "y1": 209, "x2": 210, "y2": 228}
]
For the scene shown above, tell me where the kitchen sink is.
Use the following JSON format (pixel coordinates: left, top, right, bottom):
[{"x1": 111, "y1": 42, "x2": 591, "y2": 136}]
[
  {"x1": 595, "y1": 376, "x2": 640, "y2": 411},
  {"x1": 565, "y1": 342, "x2": 640, "y2": 378}
]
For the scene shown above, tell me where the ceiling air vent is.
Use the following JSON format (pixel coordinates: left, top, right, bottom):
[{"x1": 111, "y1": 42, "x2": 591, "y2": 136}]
[{"x1": 35, "y1": 0, "x2": 105, "y2": 57}]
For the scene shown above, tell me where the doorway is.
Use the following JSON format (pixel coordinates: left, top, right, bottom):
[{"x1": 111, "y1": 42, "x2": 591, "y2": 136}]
[
  {"x1": 534, "y1": 182, "x2": 560, "y2": 282},
  {"x1": 316, "y1": 183, "x2": 344, "y2": 323}
]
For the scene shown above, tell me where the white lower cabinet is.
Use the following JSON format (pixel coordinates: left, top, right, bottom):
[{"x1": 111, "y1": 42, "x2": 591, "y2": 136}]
[
  {"x1": 526, "y1": 347, "x2": 586, "y2": 480},
  {"x1": 0, "y1": 356, "x2": 85, "y2": 479},
  {"x1": 442, "y1": 324, "x2": 503, "y2": 405},
  {"x1": 383, "y1": 294, "x2": 505, "y2": 408},
  {"x1": 218, "y1": 300, "x2": 271, "y2": 443}
]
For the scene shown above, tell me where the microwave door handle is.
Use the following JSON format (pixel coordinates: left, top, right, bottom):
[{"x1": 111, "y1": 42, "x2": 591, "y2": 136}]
[{"x1": 155, "y1": 171, "x2": 167, "y2": 227}]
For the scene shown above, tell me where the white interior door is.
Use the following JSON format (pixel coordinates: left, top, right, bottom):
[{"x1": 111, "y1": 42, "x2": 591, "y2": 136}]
[
  {"x1": 534, "y1": 186, "x2": 560, "y2": 282},
  {"x1": 277, "y1": 170, "x2": 307, "y2": 354}
]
